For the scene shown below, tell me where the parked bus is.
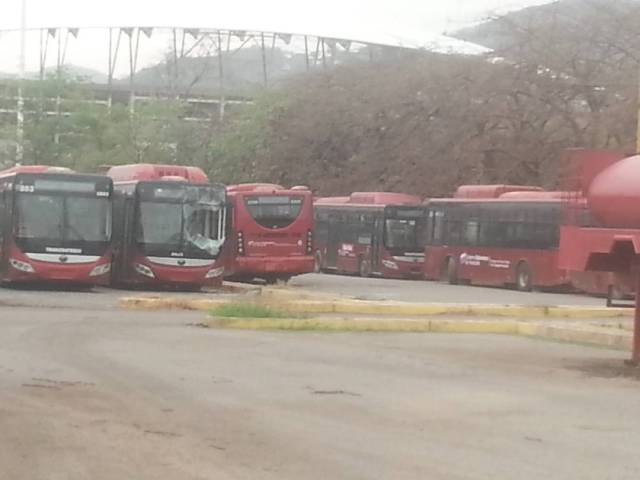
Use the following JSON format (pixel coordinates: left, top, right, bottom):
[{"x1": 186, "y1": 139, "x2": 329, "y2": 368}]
[
  {"x1": 0, "y1": 165, "x2": 113, "y2": 285},
  {"x1": 423, "y1": 185, "x2": 617, "y2": 292},
  {"x1": 314, "y1": 192, "x2": 428, "y2": 279},
  {"x1": 107, "y1": 164, "x2": 227, "y2": 289},
  {"x1": 224, "y1": 183, "x2": 315, "y2": 283}
]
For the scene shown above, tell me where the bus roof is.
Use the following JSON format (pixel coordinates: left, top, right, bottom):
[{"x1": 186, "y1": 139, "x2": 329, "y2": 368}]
[
  {"x1": 498, "y1": 191, "x2": 575, "y2": 200},
  {"x1": 315, "y1": 192, "x2": 422, "y2": 207},
  {"x1": 454, "y1": 185, "x2": 544, "y2": 199},
  {"x1": 427, "y1": 197, "x2": 570, "y2": 205},
  {"x1": 107, "y1": 164, "x2": 209, "y2": 184},
  {"x1": 0, "y1": 165, "x2": 74, "y2": 178},
  {"x1": 227, "y1": 183, "x2": 285, "y2": 193}
]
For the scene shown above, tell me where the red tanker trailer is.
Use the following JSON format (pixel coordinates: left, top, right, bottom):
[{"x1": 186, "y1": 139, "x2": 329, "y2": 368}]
[{"x1": 558, "y1": 149, "x2": 640, "y2": 363}]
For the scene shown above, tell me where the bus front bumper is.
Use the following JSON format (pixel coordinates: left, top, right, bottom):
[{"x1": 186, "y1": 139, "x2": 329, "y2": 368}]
[{"x1": 232, "y1": 256, "x2": 315, "y2": 276}]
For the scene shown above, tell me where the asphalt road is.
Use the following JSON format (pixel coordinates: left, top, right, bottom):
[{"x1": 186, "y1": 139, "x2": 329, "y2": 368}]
[
  {"x1": 0, "y1": 285, "x2": 246, "y2": 310},
  {"x1": 0, "y1": 272, "x2": 607, "y2": 310},
  {"x1": 290, "y1": 273, "x2": 608, "y2": 305},
  {"x1": 1, "y1": 305, "x2": 639, "y2": 479}
]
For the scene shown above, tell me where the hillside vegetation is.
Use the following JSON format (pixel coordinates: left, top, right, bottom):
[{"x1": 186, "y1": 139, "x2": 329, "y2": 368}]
[
  {"x1": 2, "y1": 0, "x2": 639, "y2": 197},
  {"x1": 207, "y1": 0, "x2": 640, "y2": 196}
]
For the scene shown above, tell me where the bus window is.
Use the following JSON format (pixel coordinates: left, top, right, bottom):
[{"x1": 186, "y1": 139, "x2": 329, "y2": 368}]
[
  {"x1": 427, "y1": 210, "x2": 445, "y2": 245},
  {"x1": 245, "y1": 195, "x2": 303, "y2": 229},
  {"x1": 463, "y1": 220, "x2": 479, "y2": 246},
  {"x1": 16, "y1": 195, "x2": 64, "y2": 240}
]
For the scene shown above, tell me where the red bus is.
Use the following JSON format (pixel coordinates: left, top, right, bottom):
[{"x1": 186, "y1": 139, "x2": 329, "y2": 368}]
[
  {"x1": 107, "y1": 164, "x2": 227, "y2": 289},
  {"x1": 224, "y1": 183, "x2": 315, "y2": 283},
  {"x1": 0, "y1": 165, "x2": 113, "y2": 285},
  {"x1": 423, "y1": 185, "x2": 622, "y2": 293},
  {"x1": 314, "y1": 192, "x2": 427, "y2": 279},
  {"x1": 424, "y1": 185, "x2": 575, "y2": 291}
]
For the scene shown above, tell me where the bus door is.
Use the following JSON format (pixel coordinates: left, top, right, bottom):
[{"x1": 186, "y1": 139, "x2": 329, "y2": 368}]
[
  {"x1": 326, "y1": 213, "x2": 341, "y2": 268},
  {"x1": 121, "y1": 195, "x2": 137, "y2": 279},
  {"x1": 371, "y1": 214, "x2": 384, "y2": 273},
  {"x1": 0, "y1": 189, "x2": 6, "y2": 270}
]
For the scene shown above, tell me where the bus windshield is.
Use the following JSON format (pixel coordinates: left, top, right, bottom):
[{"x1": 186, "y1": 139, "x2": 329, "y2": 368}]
[
  {"x1": 16, "y1": 194, "x2": 111, "y2": 243},
  {"x1": 244, "y1": 195, "x2": 304, "y2": 229},
  {"x1": 137, "y1": 188, "x2": 225, "y2": 257},
  {"x1": 384, "y1": 216, "x2": 428, "y2": 252}
]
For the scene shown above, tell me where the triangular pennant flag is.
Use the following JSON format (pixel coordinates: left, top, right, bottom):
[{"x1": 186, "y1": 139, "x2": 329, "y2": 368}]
[{"x1": 186, "y1": 29, "x2": 200, "y2": 39}]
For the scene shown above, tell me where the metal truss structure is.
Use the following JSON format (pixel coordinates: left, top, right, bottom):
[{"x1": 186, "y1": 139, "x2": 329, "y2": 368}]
[{"x1": 1, "y1": 26, "x2": 413, "y2": 119}]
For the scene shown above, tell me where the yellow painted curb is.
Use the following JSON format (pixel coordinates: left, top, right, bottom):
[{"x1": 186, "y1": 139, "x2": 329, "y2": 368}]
[
  {"x1": 207, "y1": 317, "x2": 522, "y2": 334},
  {"x1": 120, "y1": 295, "x2": 632, "y2": 319},
  {"x1": 120, "y1": 297, "x2": 230, "y2": 311},
  {"x1": 205, "y1": 316, "x2": 633, "y2": 350}
]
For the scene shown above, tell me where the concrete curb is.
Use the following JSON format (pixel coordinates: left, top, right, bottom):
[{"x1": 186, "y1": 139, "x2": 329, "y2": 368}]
[
  {"x1": 205, "y1": 316, "x2": 633, "y2": 350},
  {"x1": 120, "y1": 296, "x2": 632, "y2": 319},
  {"x1": 207, "y1": 317, "x2": 521, "y2": 334}
]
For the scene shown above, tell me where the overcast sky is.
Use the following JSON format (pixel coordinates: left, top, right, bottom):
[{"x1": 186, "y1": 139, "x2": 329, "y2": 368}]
[{"x1": 0, "y1": 0, "x2": 553, "y2": 75}]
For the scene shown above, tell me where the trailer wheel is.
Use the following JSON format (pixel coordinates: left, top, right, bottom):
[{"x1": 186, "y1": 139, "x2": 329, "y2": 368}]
[
  {"x1": 516, "y1": 262, "x2": 533, "y2": 292},
  {"x1": 359, "y1": 258, "x2": 371, "y2": 278},
  {"x1": 444, "y1": 257, "x2": 458, "y2": 285},
  {"x1": 606, "y1": 284, "x2": 623, "y2": 307},
  {"x1": 314, "y1": 251, "x2": 323, "y2": 273}
]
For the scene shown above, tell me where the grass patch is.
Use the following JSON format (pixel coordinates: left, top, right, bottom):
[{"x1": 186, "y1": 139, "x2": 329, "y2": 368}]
[{"x1": 210, "y1": 302, "x2": 303, "y2": 319}]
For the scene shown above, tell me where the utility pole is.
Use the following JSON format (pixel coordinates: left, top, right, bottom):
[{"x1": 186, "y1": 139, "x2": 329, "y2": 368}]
[
  {"x1": 637, "y1": 64, "x2": 640, "y2": 153},
  {"x1": 16, "y1": 0, "x2": 26, "y2": 164}
]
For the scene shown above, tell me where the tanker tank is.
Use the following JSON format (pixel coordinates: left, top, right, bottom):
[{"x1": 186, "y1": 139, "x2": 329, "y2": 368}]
[{"x1": 588, "y1": 154, "x2": 640, "y2": 228}]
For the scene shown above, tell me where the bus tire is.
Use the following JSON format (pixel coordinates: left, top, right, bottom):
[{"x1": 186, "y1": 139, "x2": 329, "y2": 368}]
[
  {"x1": 314, "y1": 251, "x2": 323, "y2": 273},
  {"x1": 359, "y1": 258, "x2": 372, "y2": 278},
  {"x1": 516, "y1": 262, "x2": 533, "y2": 292},
  {"x1": 445, "y1": 257, "x2": 458, "y2": 285}
]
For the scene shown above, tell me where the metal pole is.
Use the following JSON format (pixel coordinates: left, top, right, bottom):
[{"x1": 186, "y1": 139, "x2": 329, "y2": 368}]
[
  {"x1": 260, "y1": 33, "x2": 268, "y2": 88},
  {"x1": 636, "y1": 64, "x2": 640, "y2": 153},
  {"x1": 54, "y1": 28, "x2": 62, "y2": 146},
  {"x1": 108, "y1": 29, "x2": 113, "y2": 112},
  {"x1": 313, "y1": 38, "x2": 321, "y2": 66},
  {"x1": 631, "y1": 271, "x2": 640, "y2": 364},
  {"x1": 304, "y1": 36, "x2": 310, "y2": 71},
  {"x1": 172, "y1": 28, "x2": 179, "y2": 95},
  {"x1": 16, "y1": 0, "x2": 26, "y2": 164},
  {"x1": 217, "y1": 30, "x2": 225, "y2": 122},
  {"x1": 321, "y1": 39, "x2": 326, "y2": 68}
]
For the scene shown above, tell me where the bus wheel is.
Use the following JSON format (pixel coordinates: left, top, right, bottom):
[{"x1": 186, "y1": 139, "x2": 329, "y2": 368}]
[
  {"x1": 516, "y1": 262, "x2": 533, "y2": 292},
  {"x1": 445, "y1": 257, "x2": 458, "y2": 285},
  {"x1": 359, "y1": 258, "x2": 371, "y2": 278},
  {"x1": 314, "y1": 251, "x2": 323, "y2": 273}
]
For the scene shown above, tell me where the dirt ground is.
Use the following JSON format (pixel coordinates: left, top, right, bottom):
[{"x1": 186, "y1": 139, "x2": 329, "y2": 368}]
[{"x1": 1, "y1": 304, "x2": 639, "y2": 480}]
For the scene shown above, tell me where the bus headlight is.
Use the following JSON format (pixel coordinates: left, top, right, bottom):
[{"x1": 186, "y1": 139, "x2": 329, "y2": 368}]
[
  {"x1": 89, "y1": 263, "x2": 111, "y2": 277},
  {"x1": 134, "y1": 263, "x2": 155, "y2": 278},
  {"x1": 382, "y1": 260, "x2": 399, "y2": 270},
  {"x1": 9, "y1": 258, "x2": 35, "y2": 273},
  {"x1": 205, "y1": 267, "x2": 225, "y2": 279}
]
